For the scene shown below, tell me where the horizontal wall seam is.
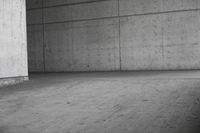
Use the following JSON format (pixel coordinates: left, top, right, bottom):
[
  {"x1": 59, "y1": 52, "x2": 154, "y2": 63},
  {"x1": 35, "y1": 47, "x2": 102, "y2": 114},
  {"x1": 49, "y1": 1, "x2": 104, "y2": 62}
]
[
  {"x1": 27, "y1": 0, "x2": 113, "y2": 11},
  {"x1": 27, "y1": 8, "x2": 200, "y2": 26}
]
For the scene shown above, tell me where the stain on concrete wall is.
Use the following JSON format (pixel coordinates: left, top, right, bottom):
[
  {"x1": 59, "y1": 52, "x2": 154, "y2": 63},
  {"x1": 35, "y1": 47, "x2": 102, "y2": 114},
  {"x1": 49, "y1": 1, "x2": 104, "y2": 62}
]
[
  {"x1": 0, "y1": 0, "x2": 28, "y2": 78},
  {"x1": 27, "y1": 0, "x2": 200, "y2": 72}
]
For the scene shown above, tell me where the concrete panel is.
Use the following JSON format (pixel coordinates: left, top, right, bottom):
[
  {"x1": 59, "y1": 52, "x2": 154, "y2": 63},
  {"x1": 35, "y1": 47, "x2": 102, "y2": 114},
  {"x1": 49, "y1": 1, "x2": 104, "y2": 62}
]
[
  {"x1": 72, "y1": 0, "x2": 118, "y2": 21},
  {"x1": 119, "y1": 0, "x2": 162, "y2": 16},
  {"x1": 163, "y1": 0, "x2": 198, "y2": 12},
  {"x1": 0, "y1": 0, "x2": 28, "y2": 78},
  {"x1": 26, "y1": 0, "x2": 43, "y2": 9},
  {"x1": 72, "y1": 19, "x2": 120, "y2": 71},
  {"x1": 44, "y1": 23, "x2": 73, "y2": 72},
  {"x1": 27, "y1": 9, "x2": 43, "y2": 24},
  {"x1": 44, "y1": 19, "x2": 120, "y2": 72},
  {"x1": 44, "y1": 6, "x2": 72, "y2": 23},
  {"x1": 119, "y1": 0, "x2": 199, "y2": 16},
  {"x1": 121, "y1": 47, "x2": 163, "y2": 70},
  {"x1": 120, "y1": 15, "x2": 163, "y2": 70},
  {"x1": 44, "y1": 0, "x2": 118, "y2": 23},
  {"x1": 163, "y1": 11, "x2": 200, "y2": 69},
  {"x1": 27, "y1": 0, "x2": 200, "y2": 72},
  {"x1": 27, "y1": 25, "x2": 44, "y2": 72}
]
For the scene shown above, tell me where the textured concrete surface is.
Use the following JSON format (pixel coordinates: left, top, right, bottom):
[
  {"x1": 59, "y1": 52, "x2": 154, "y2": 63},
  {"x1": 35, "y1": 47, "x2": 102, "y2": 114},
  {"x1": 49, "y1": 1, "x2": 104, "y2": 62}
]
[
  {"x1": 0, "y1": 71, "x2": 200, "y2": 133},
  {"x1": 43, "y1": 0, "x2": 118, "y2": 23},
  {"x1": 27, "y1": 9, "x2": 43, "y2": 25},
  {"x1": 27, "y1": 25, "x2": 44, "y2": 72},
  {"x1": 27, "y1": 0, "x2": 200, "y2": 72},
  {"x1": 44, "y1": 19, "x2": 119, "y2": 72},
  {"x1": 120, "y1": 14, "x2": 163, "y2": 70},
  {"x1": 119, "y1": 0, "x2": 200, "y2": 15},
  {"x1": 26, "y1": 0, "x2": 42, "y2": 9},
  {"x1": 0, "y1": 0, "x2": 28, "y2": 84}
]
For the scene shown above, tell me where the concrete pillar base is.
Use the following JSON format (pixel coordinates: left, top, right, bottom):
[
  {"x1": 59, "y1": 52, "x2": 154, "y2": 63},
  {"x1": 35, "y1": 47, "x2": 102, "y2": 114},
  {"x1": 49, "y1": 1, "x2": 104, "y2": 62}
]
[{"x1": 0, "y1": 76, "x2": 28, "y2": 88}]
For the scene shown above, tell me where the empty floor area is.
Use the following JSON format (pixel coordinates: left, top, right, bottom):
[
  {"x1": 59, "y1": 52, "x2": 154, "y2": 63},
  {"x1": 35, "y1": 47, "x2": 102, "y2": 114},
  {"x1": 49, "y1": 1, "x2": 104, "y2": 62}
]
[{"x1": 0, "y1": 71, "x2": 200, "y2": 133}]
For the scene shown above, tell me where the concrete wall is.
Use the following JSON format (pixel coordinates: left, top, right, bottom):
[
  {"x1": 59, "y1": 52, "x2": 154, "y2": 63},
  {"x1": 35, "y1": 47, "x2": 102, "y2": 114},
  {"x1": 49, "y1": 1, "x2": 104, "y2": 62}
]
[
  {"x1": 27, "y1": 0, "x2": 200, "y2": 72},
  {"x1": 0, "y1": 0, "x2": 28, "y2": 86}
]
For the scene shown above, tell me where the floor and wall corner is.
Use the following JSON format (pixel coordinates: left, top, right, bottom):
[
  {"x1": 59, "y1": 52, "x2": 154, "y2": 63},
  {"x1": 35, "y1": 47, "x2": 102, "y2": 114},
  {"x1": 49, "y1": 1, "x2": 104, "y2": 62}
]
[{"x1": 0, "y1": 0, "x2": 200, "y2": 133}]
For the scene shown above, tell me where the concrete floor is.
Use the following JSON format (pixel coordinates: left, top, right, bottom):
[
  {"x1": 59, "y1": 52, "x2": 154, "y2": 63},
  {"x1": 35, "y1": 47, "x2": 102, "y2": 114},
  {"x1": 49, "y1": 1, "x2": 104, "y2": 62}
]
[{"x1": 0, "y1": 71, "x2": 200, "y2": 133}]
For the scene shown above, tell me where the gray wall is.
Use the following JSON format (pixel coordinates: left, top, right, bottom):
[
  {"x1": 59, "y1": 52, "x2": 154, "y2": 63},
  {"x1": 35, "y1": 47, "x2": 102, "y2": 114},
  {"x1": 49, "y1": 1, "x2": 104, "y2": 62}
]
[
  {"x1": 27, "y1": 0, "x2": 200, "y2": 72},
  {"x1": 0, "y1": 0, "x2": 28, "y2": 80}
]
